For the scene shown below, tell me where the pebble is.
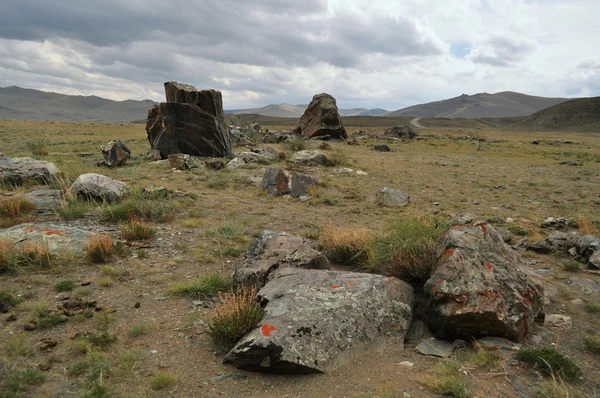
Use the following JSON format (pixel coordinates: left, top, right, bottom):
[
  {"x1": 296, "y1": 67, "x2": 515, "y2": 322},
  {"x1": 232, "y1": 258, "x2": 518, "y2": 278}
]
[
  {"x1": 433, "y1": 202, "x2": 440, "y2": 206},
  {"x1": 356, "y1": 170, "x2": 368, "y2": 175},
  {"x1": 398, "y1": 361, "x2": 414, "y2": 367},
  {"x1": 154, "y1": 297, "x2": 167, "y2": 301}
]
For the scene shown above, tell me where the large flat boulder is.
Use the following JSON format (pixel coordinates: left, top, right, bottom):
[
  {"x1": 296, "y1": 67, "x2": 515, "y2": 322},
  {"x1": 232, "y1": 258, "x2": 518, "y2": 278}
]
[
  {"x1": 0, "y1": 156, "x2": 61, "y2": 185},
  {"x1": 70, "y1": 173, "x2": 128, "y2": 203},
  {"x1": 424, "y1": 223, "x2": 544, "y2": 342},
  {"x1": 232, "y1": 231, "x2": 329, "y2": 288},
  {"x1": 146, "y1": 82, "x2": 232, "y2": 159},
  {"x1": 0, "y1": 223, "x2": 96, "y2": 257},
  {"x1": 225, "y1": 268, "x2": 413, "y2": 374},
  {"x1": 295, "y1": 93, "x2": 347, "y2": 140}
]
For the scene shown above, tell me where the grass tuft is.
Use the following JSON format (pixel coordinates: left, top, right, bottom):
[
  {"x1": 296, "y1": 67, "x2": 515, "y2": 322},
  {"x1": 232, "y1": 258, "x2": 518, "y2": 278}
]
[
  {"x1": 119, "y1": 220, "x2": 157, "y2": 241},
  {"x1": 25, "y1": 138, "x2": 50, "y2": 155},
  {"x1": 283, "y1": 135, "x2": 307, "y2": 152},
  {"x1": 327, "y1": 148, "x2": 350, "y2": 166},
  {"x1": 585, "y1": 301, "x2": 600, "y2": 313},
  {"x1": 150, "y1": 372, "x2": 176, "y2": 391},
  {"x1": 0, "y1": 197, "x2": 35, "y2": 227},
  {"x1": 419, "y1": 360, "x2": 469, "y2": 398},
  {"x1": 54, "y1": 279, "x2": 76, "y2": 292},
  {"x1": 516, "y1": 348, "x2": 582, "y2": 381},
  {"x1": 0, "y1": 240, "x2": 63, "y2": 272},
  {"x1": 320, "y1": 225, "x2": 375, "y2": 265},
  {"x1": 85, "y1": 235, "x2": 115, "y2": 264},
  {"x1": 168, "y1": 274, "x2": 231, "y2": 299},
  {"x1": 208, "y1": 287, "x2": 264, "y2": 350},
  {"x1": 584, "y1": 335, "x2": 600, "y2": 354}
]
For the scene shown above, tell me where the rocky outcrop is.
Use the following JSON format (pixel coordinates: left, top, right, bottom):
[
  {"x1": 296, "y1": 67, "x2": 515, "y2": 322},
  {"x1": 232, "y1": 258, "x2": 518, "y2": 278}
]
[
  {"x1": 232, "y1": 231, "x2": 329, "y2": 288},
  {"x1": 146, "y1": 82, "x2": 232, "y2": 159},
  {"x1": 295, "y1": 94, "x2": 347, "y2": 140},
  {"x1": 424, "y1": 223, "x2": 544, "y2": 342},
  {"x1": 384, "y1": 126, "x2": 417, "y2": 139},
  {"x1": 225, "y1": 268, "x2": 413, "y2": 374},
  {"x1": 262, "y1": 130, "x2": 296, "y2": 143},
  {"x1": 0, "y1": 156, "x2": 61, "y2": 185},
  {"x1": 375, "y1": 187, "x2": 410, "y2": 207},
  {"x1": 99, "y1": 140, "x2": 130, "y2": 167},
  {"x1": 0, "y1": 223, "x2": 96, "y2": 257},
  {"x1": 70, "y1": 173, "x2": 128, "y2": 203}
]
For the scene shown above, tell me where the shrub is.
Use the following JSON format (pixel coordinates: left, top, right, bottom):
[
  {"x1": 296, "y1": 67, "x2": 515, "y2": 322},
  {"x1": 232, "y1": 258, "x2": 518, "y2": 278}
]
[
  {"x1": 168, "y1": 274, "x2": 231, "y2": 299},
  {"x1": 371, "y1": 216, "x2": 446, "y2": 284},
  {"x1": 33, "y1": 309, "x2": 64, "y2": 329},
  {"x1": 54, "y1": 279, "x2": 76, "y2": 292},
  {"x1": 283, "y1": 135, "x2": 308, "y2": 152},
  {"x1": 419, "y1": 360, "x2": 469, "y2": 398},
  {"x1": 208, "y1": 287, "x2": 264, "y2": 349},
  {"x1": 120, "y1": 220, "x2": 156, "y2": 241},
  {"x1": 561, "y1": 260, "x2": 582, "y2": 272},
  {"x1": 516, "y1": 348, "x2": 582, "y2": 381},
  {"x1": 584, "y1": 335, "x2": 600, "y2": 354},
  {"x1": 585, "y1": 301, "x2": 600, "y2": 313},
  {"x1": 150, "y1": 372, "x2": 176, "y2": 391},
  {"x1": 327, "y1": 148, "x2": 350, "y2": 166},
  {"x1": 127, "y1": 323, "x2": 149, "y2": 338},
  {"x1": 85, "y1": 235, "x2": 115, "y2": 263},
  {"x1": 320, "y1": 225, "x2": 375, "y2": 265},
  {"x1": 98, "y1": 277, "x2": 114, "y2": 287}
]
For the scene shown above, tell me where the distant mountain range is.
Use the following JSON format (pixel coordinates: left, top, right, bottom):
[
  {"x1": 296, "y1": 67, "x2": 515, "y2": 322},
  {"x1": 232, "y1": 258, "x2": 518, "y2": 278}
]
[
  {"x1": 226, "y1": 104, "x2": 388, "y2": 118},
  {"x1": 0, "y1": 86, "x2": 157, "y2": 122},
  {"x1": 386, "y1": 92, "x2": 569, "y2": 118}
]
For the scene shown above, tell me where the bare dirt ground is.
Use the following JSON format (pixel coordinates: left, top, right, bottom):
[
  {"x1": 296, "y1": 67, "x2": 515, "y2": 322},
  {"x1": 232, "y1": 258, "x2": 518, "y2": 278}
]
[{"x1": 1, "y1": 120, "x2": 599, "y2": 397}]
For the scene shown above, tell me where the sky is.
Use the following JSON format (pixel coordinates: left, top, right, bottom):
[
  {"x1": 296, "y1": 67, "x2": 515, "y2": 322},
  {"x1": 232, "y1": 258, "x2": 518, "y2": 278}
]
[{"x1": 0, "y1": 0, "x2": 598, "y2": 110}]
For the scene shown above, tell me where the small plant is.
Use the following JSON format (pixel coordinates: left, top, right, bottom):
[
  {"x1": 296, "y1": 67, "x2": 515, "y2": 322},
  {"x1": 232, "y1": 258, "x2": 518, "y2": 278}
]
[
  {"x1": 101, "y1": 194, "x2": 175, "y2": 223},
  {"x1": 585, "y1": 301, "x2": 600, "y2": 313},
  {"x1": 0, "y1": 197, "x2": 35, "y2": 227},
  {"x1": 98, "y1": 277, "x2": 114, "y2": 287},
  {"x1": 117, "y1": 350, "x2": 146, "y2": 374},
  {"x1": 419, "y1": 360, "x2": 469, "y2": 398},
  {"x1": 561, "y1": 260, "x2": 582, "y2": 272},
  {"x1": 33, "y1": 308, "x2": 64, "y2": 329},
  {"x1": 505, "y1": 224, "x2": 529, "y2": 236},
  {"x1": 86, "y1": 332, "x2": 117, "y2": 349},
  {"x1": 2, "y1": 368, "x2": 46, "y2": 396},
  {"x1": 73, "y1": 286, "x2": 93, "y2": 300},
  {"x1": 168, "y1": 274, "x2": 231, "y2": 299},
  {"x1": 26, "y1": 138, "x2": 50, "y2": 155},
  {"x1": 150, "y1": 372, "x2": 176, "y2": 391},
  {"x1": 0, "y1": 240, "x2": 59, "y2": 272},
  {"x1": 127, "y1": 323, "x2": 149, "y2": 338},
  {"x1": 205, "y1": 223, "x2": 247, "y2": 240},
  {"x1": 86, "y1": 235, "x2": 115, "y2": 263},
  {"x1": 120, "y1": 220, "x2": 157, "y2": 241},
  {"x1": 327, "y1": 148, "x2": 350, "y2": 166},
  {"x1": 283, "y1": 135, "x2": 308, "y2": 152},
  {"x1": 516, "y1": 348, "x2": 582, "y2": 381},
  {"x1": 577, "y1": 214, "x2": 598, "y2": 235},
  {"x1": 321, "y1": 225, "x2": 375, "y2": 265},
  {"x1": 208, "y1": 287, "x2": 264, "y2": 349},
  {"x1": 4, "y1": 335, "x2": 32, "y2": 357},
  {"x1": 67, "y1": 361, "x2": 90, "y2": 376},
  {"x1": 54, "y1": 279, "x2": 76, "y2": 292},
  {"x1": 58, "y1": 201, "x2": 89, "y2": 220},
  {"x1": 584, "y1": 335, "x2": 600, "y2": 354}
]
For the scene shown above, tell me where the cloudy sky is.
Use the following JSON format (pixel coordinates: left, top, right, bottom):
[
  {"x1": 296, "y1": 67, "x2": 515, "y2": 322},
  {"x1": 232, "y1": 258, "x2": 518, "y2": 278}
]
[{"x1": 0, "y1": 0, "x2": 598, "y2": 110}]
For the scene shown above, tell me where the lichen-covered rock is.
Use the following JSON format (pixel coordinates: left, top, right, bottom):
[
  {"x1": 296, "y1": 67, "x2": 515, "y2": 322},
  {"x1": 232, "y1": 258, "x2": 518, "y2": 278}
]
[
  {"x1": 99, "y1": 140, "x2": 131, "y2": 167},
  {"x1": 235, "y1": 152, "x2": 271, "y2": 165},
  {"x1": 289, "y1": 150, "x2": 330, "y2": 166},
  {"x1": 225, "y1": 268, "x2": 413, "y2": 374},
  {"x1": 0, "y1": 223, "x2": 96, "y2": 257},
  {"x1": 70, "y1": 173, "x2": 128, "y2": 203},
  {"x1": 0, "y1": 157, "x2": 61, "y2": 185},
  {"x1": 168, "y1": 154, "x2": 194, "y2": 170},
  {"x1": 290, "y1": 172, "x2": 319, "y2": 198},
  {"x1": 23, "y1": 190, "x2": 64, "y2": 213},
  {"x1": 295, "y1": 93, "x2": 347, "y2": 140},
  {"x1": 259, "y1": 167, "x2": 290, "y2": 196},
  {"x1": 424, "y1": 223, "x2": 544, "y2": 342},
  {"x1": 527, "y1": 231, "x2": 580, "y2": 254},
  {"x1": 251, "y1": 147, "x2": 278, "y2": 161},
  {"x1": 375, "y1": 187, "x2": 410, "y2": 207},
  {"x1": 232, "y1": 231, "x2": 329, "y2": 288}
]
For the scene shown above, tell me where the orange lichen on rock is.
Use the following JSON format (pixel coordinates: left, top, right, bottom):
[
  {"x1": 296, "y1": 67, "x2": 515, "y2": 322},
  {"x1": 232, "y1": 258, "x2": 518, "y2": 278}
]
[
  {"x1": 261, "y1": 323, "x2": 278, "y2": 337},
  {"x1": 43, "y1": 229, "x2": 66, "y2": 237},
  {"x1": 440, "y1": 248, "x2": 455, "y2": 262}
]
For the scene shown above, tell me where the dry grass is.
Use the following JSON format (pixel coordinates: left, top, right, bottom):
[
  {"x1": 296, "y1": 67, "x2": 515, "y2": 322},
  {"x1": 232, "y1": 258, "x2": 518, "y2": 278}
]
[
  {"x1": 85, "y1": 235, "x2": 115, "y2": 264},
  {"x1": 119, "y1": 220, "x2": 157, "y2": 241},
  {"x1": 0, "y1": 197, "x2": 35, "y2": 227},
  {"x1": 320, "y1": 225, "x2": 375, "y2": 265},
  {"x1": 577, "y1": 214, "x2": 598, "y2": 235},
  {"x1": 0, "y1": 240, "x2": 59, "y2": 272}
]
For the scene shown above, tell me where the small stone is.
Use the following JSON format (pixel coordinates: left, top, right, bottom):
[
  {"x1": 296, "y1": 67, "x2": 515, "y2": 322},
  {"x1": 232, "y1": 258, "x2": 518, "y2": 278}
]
[
  {"x1": 433, "y1": 202, "x2": 440, "y2": 206},
  {"x1": 473, "y1": 200, "x2": 480, "y2": 205},
  {"x1": 24, "y1": 322, "x2": 37, "y2": 331},
  {"x1": 416, "y1": 338, "x2": 454, "y2": 357},
  {"x1": 398, "y1": 361, "x2": 414, "y2": 368},
  {"x1": 134, "y1": 302, "x2": 141, "y2": 308},
  {"x1": 81, "y1": 281, "x2": 91, "y2": 286},
  {"x1": 375, "y1": 187, "x2": 410, "y2": 208},
  {"x1": 192, "y1": 301, "x2": 205, "y2": 306},
  {"x1": 544, "y1": 314, "x2": 572, "y2": 330},
  {"x1": 39, "y1": 338, "x2": 58, "y2": 350},
  {"x1": 154, "y1": 297, "x2": 167, "y2": 301},
  {"x1": 205, "y1": 159, "x2": 225, "y2": 170},
  {"x1": 356, "y1": 170, "x2": 368, "y2": 175},
  {"x1": 373, "y1": 144, "x2": 391, "y2": 152}
]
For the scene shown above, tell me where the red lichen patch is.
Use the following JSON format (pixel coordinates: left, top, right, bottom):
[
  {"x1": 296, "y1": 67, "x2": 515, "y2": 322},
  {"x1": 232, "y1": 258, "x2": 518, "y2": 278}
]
[
  {"x1": 43, "y1": 229, "x2": 66, "y2": 237},
  {"x1": 450, "y1": 225, "x2": 467, "y2": 230},
  {"x1": 440, "y1": 248, "x2": 455, "y2": 262},
  {"x1": 261, "y1": 323, "x2": 277, "y2": 337},
  {"x1": 487, "y1": 262, "x2": 493, "y2": 270},
  {"x1": 23, "y1": 225, "x2": 36, "y2": 233},
  {"x1": 345, "y1": 281, "x2": 358, "y2": 287},
  {"x1": 329, "y1": 285, "x2": 341, "y2": 289},
  {"x1": 276, "y1": 175, "x2": 288, "y2": 192},
  {"x1": 478, "y1": 222, "x2": 488, "y2": 236}
]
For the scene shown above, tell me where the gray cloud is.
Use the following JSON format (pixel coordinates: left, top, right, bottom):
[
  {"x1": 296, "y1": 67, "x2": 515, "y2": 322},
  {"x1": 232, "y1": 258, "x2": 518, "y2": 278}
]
[{"x1": 468, "y1": 35, "x2": 535, "y2": 67}]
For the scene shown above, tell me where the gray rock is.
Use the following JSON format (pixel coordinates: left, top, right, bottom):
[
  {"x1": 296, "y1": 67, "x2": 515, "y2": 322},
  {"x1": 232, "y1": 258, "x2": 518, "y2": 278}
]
[
  {"x1": 544, "y1": 314, "x2": 572, "y2": 330},
  {"x1": 0, "y1": 157, "x2": 61, "y2": 185},
  {"x1": 406, "y1": 320, "x2": 429, "y2": 343},
  {"x1": 373, "y1": 144, "x2": 391, "y2": 152},
  {"x1": 99, "y1": 139, "x2": 131, "y2": 167},
  {"x1": 205, "y1": 159, "x2": 225, "y2": 170},
  {"x1": 211, "y1": 374, "x2": 248, "y2": 382},
  {"x1": 295, "y1": 93, "x2": 347, "y2": 140},
  {"x1": 448, "y1": 213, "x2": 475, "y2": 226},
  {"x1": 226, "y1": 157, "x2": 246, "y2": 169},
  {"x1": 559, "y1": 160, "x2": 578, "y2": 166},
  {"x1": 541, "y1": 217, "x2": 576, "y2": 229},
  {"x1": 225, "y1": 268, "x2": 413, "y2": 374},
  {"x1": 232, "y1": 231, "x2": 329, "y2": 288},
  {"x1": 290, "y1": 172, "x2": 319, "y2": 198},
  {"x1": 527, "y1": 231, "x2": 580, "y2": 254},
  {"x1": 168, "y1": 154, "x2": 196, "y2": 170},
  {"x1": 0, "y1": 223, "x2": 96, "y2": 257},
  {"x1": 375, "y1": 187, "x2": 410, "y2": 207},
  {"x1": 415, "y1": 338, "x2": 454, "y2": 357},
  {"x1": 570, "y1": 278, "x2": 600, "y2": 296},
  {"x1": 70, "y1": 173, "x2": 128, "y2": 203},
  {"x1": 476, "y1": 336, "x2": 521, "y2": 356},
  {"x1": 574, "y1": 235, "x2": 600, "y2": 259},
  {"x1": 23, "y1": 189, "x2": 64, "y2": 212},
  {"x1": 424, "y1": 223, "x2": 544, "y2": 342},
  {"x1": 589, "y1": 251, "x2": 600, "y2": 270},
  {"x1": 259, "y1": 167, "x2": 290, "y2": 196},
  {"x1": 289, "y1": 150, "x2": 331, "y2": 166},
  {"x1": 235, "y1": 152, "x2": 271, "y2": 165},
  {"x1": 262, "y1": 130, "x2": 296, "y2": 144},
  {"x1": 384, "y1": 126, "x2": 417, "y2": 139},
  {"x1": 251, "y1": 147, "x2": 278, "y2": 161}
]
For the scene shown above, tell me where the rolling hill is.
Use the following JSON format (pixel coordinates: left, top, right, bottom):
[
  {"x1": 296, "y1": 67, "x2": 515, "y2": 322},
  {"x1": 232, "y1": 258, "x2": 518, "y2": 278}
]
[
  {"x1": 504, "y1": 97, "x2": 600, "y2": 132},
  {"x1": 0, "y1": 86, "x2": 157, "y2": 122},
  {"x1": 227, "y1": 104, "x2": 387, "y2": 118},
  {"x1": 386, "y1": 91, "x2": 569, "y2": 118}
]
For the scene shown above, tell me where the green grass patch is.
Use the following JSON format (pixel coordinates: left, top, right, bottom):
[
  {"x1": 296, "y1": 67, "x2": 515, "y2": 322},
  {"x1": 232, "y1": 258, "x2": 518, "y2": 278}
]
[
  {"x1": 168, "y1": 274, "x2": 231, "y2": 299},
  {"x1": 419, "y1": 360, "x2": 469, "y2": 398},
  {"x1": 1, "y1": 368, "x2": 46, "y2": 396},
  {"x1": 283, "y1": 135, "x2": 307, "y2": 152},
  {"x1": 585, "y1": 301, "x2": 600, "y2": 313},
  {"x1": 150, "y1": 372, "x2": 176, "y2": 391},
  {"x1": 584, "y1": 335, "x2": 600, "y2": 354},
  {"x1": 127, "y1": 323, "x2": 150, "y2": 338},
  {"x1": 54, "y1": 279, "x2": 76, "y2": 292},
  {"x1": 516, "y1": 348, "x2": 582, "y2": 381},
  {"x1": 58, "y1": 200, "x2": 89, "y2": 220}
]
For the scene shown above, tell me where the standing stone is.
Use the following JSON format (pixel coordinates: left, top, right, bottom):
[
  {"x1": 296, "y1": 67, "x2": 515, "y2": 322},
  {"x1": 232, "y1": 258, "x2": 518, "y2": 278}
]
[
  {"x1": 99, "y1": 140, "x2": 131, "y2": 167},
  {"x1": 70, "y1": 173, "x2": 128, "y2": 203},
  {"x1": 295, "y1": 93, "x2": 347, "y2": 140},
  {"x1": 146, "y1": 82, "x2": 232, "y2": 159},
  {"x1": 424, "y1": 223, "x2": 544, "y2": 342},
  {"x1": 290, "y1": 172, "x2": 319, "y2": 198},
  {"x1": 225, "y1": 268, "x2": 413, "y2": 374},
  {"x1": 375, "y1": 187, "x2": 410, "y2": 207},
  {"x1": 259, "y1": 167, "x2": 290, "y2": 196}
]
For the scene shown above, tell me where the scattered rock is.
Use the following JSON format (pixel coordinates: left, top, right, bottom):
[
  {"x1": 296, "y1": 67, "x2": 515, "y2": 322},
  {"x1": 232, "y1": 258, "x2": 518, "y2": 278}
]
[
  {"x1": 146, "y1": 82, "x2": 232, "y2": 159},
  {"x1": 168, "y1": 154, "x2": 196, "y2": 170},
  {"x1": 7, "y1": 189, "x2": 65, "y2": 213},
  {"x1": 211, "y1": 374, "x2": 248, "y2": 382},
  {"x1": 544, "y1": 314, "x2": 572, "y2": 330},
  {"x1": 295, "y1": 93, "x2": 347, "y2": 140},
  {"x1": 5, "y1": 313, "x2": 16, "y2": 322},
  {"x1": 384, "y1": 126, "x2": 417, "y2": 139},
  {"x1": 290, "y1": 172, "x2": 319, "y2": 198},
  {"x1": 227, "y1": 157, "x2": 246, "y2": 169},
  {"x1": 134, "y1": 302, "x2": 141, "y2": 309},
  {"x1": 24, "y1": 322, "x2": 37, "y2": 331},
  {"x1": 70, "y1": 173, "x2": 128, "y2": 203},
  {"x1": 356, "y1": 170, "x2": 368, "y2": 176},
  {"x1": 251, "y1": 147, "x2": 278, "y2": 162},
  {"x1": 448, "y1": 213, "x2": 475, "y2": 226},
  {"x1": 262, "y1": 130, "x2": 296, "y2": 143},
  {"x1": 559, "y1": 161, "x2": 578, "y2": 166},
  {"x1": 205, "y1": 159, "x2": 225, "y2": 170},
  {"x1": 373, "y1": 144, "x2": 392, "y2": 152},
  {"x1": 289, "y1": 150, "x2": 331, "y2": 166},
  {"x1": 232, "y1": 231, "x2": 329, "y2": 288},
  {"x1": 527, "y1": 231, "x2": 580, "y2": 255},
  {"x1": 318, "y1": 142, "x2": 332, "y2": 150},
  {"x1": 0, "y1": 223, "x2": 96, "y2": 257},
  {"x1": 424, "y1": 223, "x2": 544, "y2": 341},
  {"x1": 225, "y1": 268, "x2": 413, "y2": 374},
  {"x1": 375, "y1": 187, "x2": 410, "y2": 207},
  {"x1": 415, "y1": 338, "x2": 454, "y2": 357},
  {"x1": 39, "y1": 338, "x2": 58, "y2": 350},
  {"x1": 236, "y1": 152, "x2": 271, "y2": 165},
  {"x1": 569, "y1": 278, "x2": 600, "y2": 296},
  {"x1": 259, "y1": 167, "x2": 290, "y2": 196},
  {"x1": 0, "y1": 156, "x2": 61, "y2": 185},
  {"x1": 98, "y1": 139, "x2": 131, "y2": 167},
  {"x1": 541, "y1": 217, "x2": 576, "y2": 229},
  {"x1": 398, "y1": 361, "x2": 414, "y2": 368}
]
